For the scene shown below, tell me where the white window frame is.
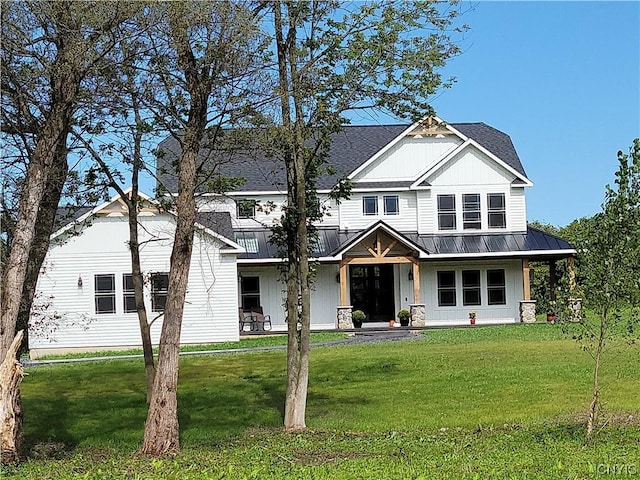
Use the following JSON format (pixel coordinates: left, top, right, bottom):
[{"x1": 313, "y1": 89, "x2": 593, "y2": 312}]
[
  {"x1": 437, "y1": 194, "x2": 456, "y2": 231},
  {"x1": 362, "y1": 195, "x2": 378, "y2": 216},
  {"x1": 94, "y1": 274, "x2": 116, "y2": 314},
  {"x1": 383, "y1": 195, "x2": 399, "y2": 215},
  {"x1": 487, "y1": 193, "x2": 506, "y2": 229}
]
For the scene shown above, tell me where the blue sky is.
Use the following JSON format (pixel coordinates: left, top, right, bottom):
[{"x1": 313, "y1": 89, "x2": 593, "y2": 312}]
[
  {"x1": 137, "y1": 2, "x2": 638, "y2": 227},
  {"x1": 427, "y1": 1, "x2": 639, "y2": 227}
]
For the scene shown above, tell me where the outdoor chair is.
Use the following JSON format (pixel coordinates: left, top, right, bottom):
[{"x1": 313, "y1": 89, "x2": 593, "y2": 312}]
[
  {"x1": 250, "y1": 306, "x2": 272, "y2": 331},
  {"x1": 239, "y1": 308, "x2": 254, "y2": 332}
]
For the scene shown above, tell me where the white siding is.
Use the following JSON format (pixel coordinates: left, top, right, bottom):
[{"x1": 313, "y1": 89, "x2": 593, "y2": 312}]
[
  {"x1": 238, "y1": 264, "x2": 338, "y2": 330},
  {"x1": 339, "y1": 191, "x2": 417, "y2": 231},
  {"x1": 31, "y1": 214, "x2": 239, "y2": 353},
  {"x1": 416, "y1": 190, "x2": 434, "y2": 234},
  {"x1": 510, "y1": 187, "x2": 527, "y2": 232},
  {"x1": 421, "y1": 260, "x2": 523, "y2": 325},
  {"x1": 354, "y1": 136, "x2": 462, "y2": 181}
]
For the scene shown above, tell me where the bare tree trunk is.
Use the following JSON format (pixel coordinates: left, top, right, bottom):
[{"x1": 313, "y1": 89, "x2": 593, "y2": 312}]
[
  {"x1": 275, "y1": 1, "x2": 311, "y2": 431},
  {"x1": 15, "y1": 142, "x2": 69, "y2": 357},
  {"x1": 128, "y1": 196, "x2": 156, "y2": 405},
  {"x1": 0, "y1": 331, "x2": 25, "y2": 464},
  {"x1": 139, "y1": 142, "x2": 198, "y2": 455},
  {"x1": 586, "y1": 311, "x2": 606, "y2": 441}
]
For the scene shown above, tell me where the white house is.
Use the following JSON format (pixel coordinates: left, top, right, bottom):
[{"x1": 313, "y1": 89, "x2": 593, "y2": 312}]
[
  {"x1": 31, "y1": 117, "x2": 575, "y2": 355},
  {"x1": 30, "y1": 192, "x2": 244, "y2": 357}
]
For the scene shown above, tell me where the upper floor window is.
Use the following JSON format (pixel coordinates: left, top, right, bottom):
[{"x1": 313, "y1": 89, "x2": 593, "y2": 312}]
[
  {"x1": 383, "y1": 195, "x2": 399, "y2": 215},
  {"x1": 463, "y1": 194, "x2": 481, "y2": 229},
  {"x1": 237, "y1": 199, "x2": 256, "y2": 219},
  {"x1": 437, "y1": 194, "x2": 456, "y2": 230},
  {"x1": 151, "y1": 272, "x2": 169, "y2": 312},
  {"x1": 487, "y1": 193, "x2": 506, "y2": 229},
  {"x1": 95, "y1": 274, "x2": 116, "y2": 314},
  {"x1": 363, "y1": 196, "x2": 378, "y2": 216}
]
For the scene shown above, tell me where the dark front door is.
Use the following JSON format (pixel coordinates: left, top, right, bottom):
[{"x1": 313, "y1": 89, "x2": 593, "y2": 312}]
[{"x1": 349, "y1": 265, "x2": 395, "y2": 322}]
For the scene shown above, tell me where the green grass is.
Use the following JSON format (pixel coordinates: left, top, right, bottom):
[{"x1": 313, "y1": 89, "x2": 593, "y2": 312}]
[
  {"x1": 36, "y1": 332, "x2": 348, "y2": 360},
  {"x1": 5, "y1": 324, "x2": 639, "y2": 479}
]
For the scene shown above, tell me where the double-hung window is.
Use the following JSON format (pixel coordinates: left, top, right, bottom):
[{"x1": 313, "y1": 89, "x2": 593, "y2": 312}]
[
  {"x1": 437, "y1": 195, "x2": 456, "y2": 230},
  {"x1": 463, "y1": 194, "x2": 481, "y2": 229},
  {"x1": 95, "y1": 274, "x2": 116, "y2": 314},
  {"x1": 462, "y1": 270, "x2": 481, "y2": 306},
  {"x1": 487, "y1": 269, "x2": 506, "y2": 305},
  {"x1": 487, "y1": 193, "x2": 506, "y2": 229},
  {"x1": 383, "y1": 195, "x2": 399, "y2": 215},
  {"x1": 240, "y1": 276, "x2": 260, "y2": 310},
  {"x1": 437, "y1": 271, "x2": 456, "y2": 307},
  {"x1": 151, "y1": 272, "x2": 169, "y2": 312},
  {"x1": 122, "y1": 274, "x2": 137, "y2": 313}
]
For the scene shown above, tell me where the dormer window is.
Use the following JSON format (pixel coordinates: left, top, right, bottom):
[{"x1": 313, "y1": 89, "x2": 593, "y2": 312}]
[
  {"x1": 235, "y1": 232, "x2": 259, "y2": 253},
  {"x1": 237, "y1": 199, "x2": 256, "y2": 219},
  {"x1": 362, "y1": 196, "x2": 378, "y2": 216}
]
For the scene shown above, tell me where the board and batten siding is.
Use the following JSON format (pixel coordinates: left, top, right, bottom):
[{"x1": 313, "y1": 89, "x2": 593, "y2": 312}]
[
  {"x1": 30, "y1": 214, "x2": 239, "y2": 354},
  {"x1": 354, "y1": 136, "x2": 462, "y2": 181},
  {"x1": 421, "y1": 260, "x2": 523, "y2": 325}
]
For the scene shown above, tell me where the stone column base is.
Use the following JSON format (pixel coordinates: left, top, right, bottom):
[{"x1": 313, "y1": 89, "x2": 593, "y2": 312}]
[
  {"x1": 337, "y1": 306, "x2": 353, "y2": 329},
  {"x1": 568, "y1": 298, "x2": 583, "y2": 322},
  {"x1": 520, "y1": 300, "x2": 537, "y2": 323},
  {"x1": 410, "y1": 304, "x2": 426, "y2": 327}
]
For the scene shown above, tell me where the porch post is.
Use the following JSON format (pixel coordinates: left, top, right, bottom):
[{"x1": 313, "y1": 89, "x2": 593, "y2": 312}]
[
  {"x1": 339, "y1": 260, "x2": 348, "y2": 306},
  {"x1": 522, "y1": 259, "x2": 531, "y2": 301},
  {"x1": 412, "y1": 258, "x2": 421, "y2": 304},
  {"x1": 549, "y1": 259, "x2": 557, "y2": 302}
]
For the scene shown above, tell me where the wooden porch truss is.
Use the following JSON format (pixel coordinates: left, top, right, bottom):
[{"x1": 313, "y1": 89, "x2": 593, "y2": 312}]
[{"x1": 338, "y1": 230, "x2": 421, "y2": 306}]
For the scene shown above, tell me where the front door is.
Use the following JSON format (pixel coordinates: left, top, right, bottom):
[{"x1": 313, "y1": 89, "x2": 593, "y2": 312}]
[{"x1": 349, "y1": 265, "x2": 395, "y2": 322}]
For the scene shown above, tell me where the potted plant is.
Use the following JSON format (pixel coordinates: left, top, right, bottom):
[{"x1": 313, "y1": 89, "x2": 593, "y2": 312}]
[
  {"x1": 546, "y1": 308, "x2": 557, "y2": 323},
  {"x1": 352, "y1": 310, "x2": 365, "y2": 328},
  {"x1": 397, "y1": 309, "x2": 411, "y2": 327},
  {"x1": 469, "y1": 311, "x2": 476, "y2": 325}
]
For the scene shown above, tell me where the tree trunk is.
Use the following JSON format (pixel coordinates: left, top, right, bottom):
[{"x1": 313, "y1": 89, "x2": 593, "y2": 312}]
[
  {"x1": 140, "y1": 61, "x2": 205, "y2": 453},
  {"x1": 128, "y1": 195, "x2": 156, "y2": 405},
  {"x1": 15, "y1": 142, "x2": 69, "y2": 357},
  {"x1": 586, "y1": 311, "x2": 606, "y2": 441},
  {"x1": 275, "y1": 1, "x2": 312, "y2": 431},
  {"x1": 0, "y1": 331, "x2": 25, "y2": 464}
]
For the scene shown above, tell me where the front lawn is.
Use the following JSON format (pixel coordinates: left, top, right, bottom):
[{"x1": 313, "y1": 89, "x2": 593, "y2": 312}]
[{"x1": 5, "y1": 324, "x2": 639, "y2": 479}]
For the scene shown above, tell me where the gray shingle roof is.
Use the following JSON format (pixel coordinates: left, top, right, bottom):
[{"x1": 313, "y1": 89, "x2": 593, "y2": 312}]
[
  {"x1": 156, "y1": 122, "x2": 526, "y2": 194},
  {"x1": 196, "y1": 212, "x2": 234, "y2": 240}
]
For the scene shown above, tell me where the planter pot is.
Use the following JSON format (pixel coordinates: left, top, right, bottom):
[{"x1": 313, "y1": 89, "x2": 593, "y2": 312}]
[
  {"x1": 547, "y1": 314, "x2": 556, "y2": 323},
  {"x1": 389, "y1": 320, "x2": 395, "y2": 327},
  {"x1": 399, "y1": 318, "x2": 410, "y2": 327},
  {"x1": 469, "y1": 317, "x2": 476, "y2": 325},
  {"x1": 353, "y1": 319, "x2": 363, "y2": 328}
]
